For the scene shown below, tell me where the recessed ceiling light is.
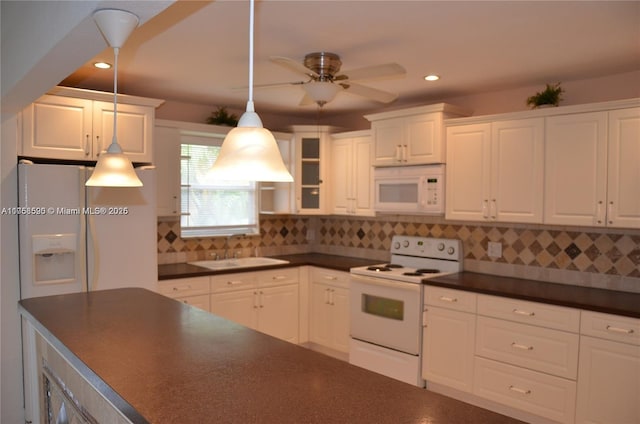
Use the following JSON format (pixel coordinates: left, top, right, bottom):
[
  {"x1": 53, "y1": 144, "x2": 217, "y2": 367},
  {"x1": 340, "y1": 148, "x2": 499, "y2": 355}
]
[
  {"x1": 424, "y1": 74, "x2": 440, "y2": 81},
  {"x1": 94, "y1": 62, "x2": 112, "y2": 69}
]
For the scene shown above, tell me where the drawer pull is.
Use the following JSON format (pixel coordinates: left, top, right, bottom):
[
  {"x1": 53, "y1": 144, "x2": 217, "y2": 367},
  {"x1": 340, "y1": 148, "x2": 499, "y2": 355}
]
[
  {"x1": 511, "y1": 342, "x2": 534, "y2": 351},
  {"x1": 272, "y1": 275, "x2": 287, "y2": 280},
  {"x1": 227, "y1": 281, "x2": 244, "y2": 286},
  {"x1": 606, "y1": 325, "x2": 635, "y2": 335},
  {"x1": 508, "y1": 385, "x2": 531, "y2": 395},
  {"x1": 512, "y1": 308, "x2": 535, "y2": 317},
  {"x1": 172, "y1": 286, "x2": 191, "y2": 291},
  {"x1": 323, "y1": 275, "x2": 338, "y2": 281},
  {"x1": 439, "y1": 296, "x2": 458, "y2": 303}
]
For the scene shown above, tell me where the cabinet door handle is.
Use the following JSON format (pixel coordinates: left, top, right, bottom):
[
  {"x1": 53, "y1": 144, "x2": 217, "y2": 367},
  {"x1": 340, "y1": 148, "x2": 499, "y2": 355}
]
[
  {"x1": 606, "y1": 325, "x2": 634, "y2": 335},
  {"x1": 511, "y1": 342, "x2": 534, "y2": 351},
  {"x1": 324, "y1": 288, "x2": 330, "y2": 305},
  {"x1": 607, "y1": 201, "x2": 614, "y2": 225},
  {"x1": 490, "y1": 198, "x2": 497, "y2": 220},
  {"x1": 438, "y1": 296, "x2": 458, "y2": 303},
  {"x1": 402, "y1": 144, "x2": 408, "y2": 162},
  {"x1": 329, "y1": 289, "x2": 335, "y2": 305},
  {"x1": 596, "y1": 200, "x2": 604, "y2": 225},
  {"x1": 84, "y1": 134, "x2": 91, "y2": 156},
  {"x1": 259, "y1": 290, "x2": 264, "y2": 308},
  {"x1": 395, "y1": 145, "x2": 402, "y2": 162},
  {"x1": 508, "y1": 385, "x2": 531, "y2": 395},
  {"x1": 95, "y1": 135, "x2": 101, "y2": 156},
  {"x1": 253, "y1": 291, "x2": 259, "y2": 309},
  {"x1": 512, "y1": 308, "x2": 535, "y2": 317},
  {"x1": 482, "y1": 199, "x2": 489, "y2": 219}
]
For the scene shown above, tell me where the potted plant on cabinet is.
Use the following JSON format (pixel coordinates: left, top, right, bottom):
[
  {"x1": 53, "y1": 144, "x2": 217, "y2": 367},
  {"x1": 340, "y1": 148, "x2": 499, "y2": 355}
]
[{"x1": 526, "y1": 82, "x2": 564, "y2": 109}]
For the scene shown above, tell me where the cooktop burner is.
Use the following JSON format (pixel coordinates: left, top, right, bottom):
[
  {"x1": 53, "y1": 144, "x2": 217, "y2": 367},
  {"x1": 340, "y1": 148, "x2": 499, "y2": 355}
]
[
  {"x1": 416, "y1": 268, "x2": 440, "y2": 274},
  {"x1": 367, "y1": 266, "x2": 392, "y2": 272},
  {"x1": 403, "y1": 272, "x2": 424, "y2": 276},
  {"x1": 385, "y1": 264, "x2": 403, "y2": 269}
]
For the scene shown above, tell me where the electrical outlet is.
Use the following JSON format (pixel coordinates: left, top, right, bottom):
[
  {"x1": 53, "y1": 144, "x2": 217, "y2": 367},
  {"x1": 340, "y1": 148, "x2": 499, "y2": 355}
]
[
  {"x1": 306, "y1": 229, "x2": 315, "y2": 241},
  {"x1": 488, "y1": 241, "x2": 502, "y2": 258}
]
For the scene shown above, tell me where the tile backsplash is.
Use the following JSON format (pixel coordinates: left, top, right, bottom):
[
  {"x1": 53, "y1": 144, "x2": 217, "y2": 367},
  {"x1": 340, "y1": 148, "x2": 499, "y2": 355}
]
[{"x1": 158, "y1": 214, "x2": 640, "y2": 293}]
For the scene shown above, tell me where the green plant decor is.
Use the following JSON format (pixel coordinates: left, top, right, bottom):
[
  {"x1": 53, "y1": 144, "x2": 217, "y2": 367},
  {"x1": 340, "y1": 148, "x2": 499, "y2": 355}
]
[
  {"x1": 526, "y1": 82, "x2": 564, "y2": 109},
  {"x1": 206, "y1": 107, "x2": 239, "y2": 126}
]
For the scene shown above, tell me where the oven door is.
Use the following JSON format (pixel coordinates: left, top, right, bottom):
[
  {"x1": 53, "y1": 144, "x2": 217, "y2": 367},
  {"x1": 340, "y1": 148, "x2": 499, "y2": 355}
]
[{"x1": 350, "y1": 273, "x2": 422, "y2": 355}]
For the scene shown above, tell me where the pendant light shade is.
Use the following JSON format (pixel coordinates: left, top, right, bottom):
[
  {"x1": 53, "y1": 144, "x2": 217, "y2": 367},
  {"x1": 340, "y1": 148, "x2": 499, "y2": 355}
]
[
  {"x1": 209, "y1": 0, "x2": 293, "y2": 182},
  {"x1": 86, "y1": 9, "x2": 143, "y2": 187}
]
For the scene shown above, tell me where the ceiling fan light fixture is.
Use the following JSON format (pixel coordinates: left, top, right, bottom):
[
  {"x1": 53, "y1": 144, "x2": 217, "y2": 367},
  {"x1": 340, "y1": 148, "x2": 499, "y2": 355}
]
[
  {"x1": 210, "y1": 0, "x2": 292, "y2": 183},
  {"x1": 302, "y1": 81, "x2": 341, "y2": 106}
]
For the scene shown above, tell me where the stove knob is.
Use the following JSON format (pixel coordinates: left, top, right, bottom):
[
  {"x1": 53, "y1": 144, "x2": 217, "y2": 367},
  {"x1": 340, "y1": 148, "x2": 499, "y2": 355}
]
[
  {"x1": 437, "y1": 243, "x2": 445, "y2": 251},
  {"x1": 394, "y1": 241, "x2": 400, "y2": 249},
  {"x1": 447, "y1": 246, "x2": 455, "y2": 255},
  {"x1": 403, "y1": 240, "x2": 410, "y2": 248}
]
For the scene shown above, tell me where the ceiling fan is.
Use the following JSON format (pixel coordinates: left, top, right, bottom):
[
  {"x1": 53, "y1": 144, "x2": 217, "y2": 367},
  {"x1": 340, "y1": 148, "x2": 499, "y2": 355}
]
[{"x1": 259, "y1": 52, "x2": 406, "y2": 107}]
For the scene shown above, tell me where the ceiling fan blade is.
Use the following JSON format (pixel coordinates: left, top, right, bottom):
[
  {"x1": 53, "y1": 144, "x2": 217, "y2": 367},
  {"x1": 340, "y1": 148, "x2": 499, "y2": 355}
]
[
  {"x1": 299, "y1": 93, "x2": 316, "y2": 106},
  {"x1": 270, "y1": 56, "x2": 319, "y2": 78},
  {"x1": 344, "y1": 82, "x2": 398, "y2": 103},
  {"x1": 233, "y1": 80, "x2": 306, "y2": 90},
  {"x1": 338, "y1": 63, "x2": 406, "y2": 82}
]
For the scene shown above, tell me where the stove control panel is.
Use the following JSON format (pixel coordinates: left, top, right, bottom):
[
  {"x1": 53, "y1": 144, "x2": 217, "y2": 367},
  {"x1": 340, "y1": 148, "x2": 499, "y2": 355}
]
[{"x1": 391, "y1": 236, "x2": 462, "y2": 260}]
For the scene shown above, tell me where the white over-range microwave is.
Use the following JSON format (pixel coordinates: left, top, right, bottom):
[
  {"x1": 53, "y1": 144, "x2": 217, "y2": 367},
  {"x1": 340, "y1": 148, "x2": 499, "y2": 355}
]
[{"x1": 374, "y1": 164, "x2": 445, "y2": 214}]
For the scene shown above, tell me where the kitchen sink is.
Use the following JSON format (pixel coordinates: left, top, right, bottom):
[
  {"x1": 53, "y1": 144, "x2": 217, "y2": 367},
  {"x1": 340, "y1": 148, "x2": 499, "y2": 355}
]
[{"x1": 188, "y1": 257, "x2": 289, "y2": 271}]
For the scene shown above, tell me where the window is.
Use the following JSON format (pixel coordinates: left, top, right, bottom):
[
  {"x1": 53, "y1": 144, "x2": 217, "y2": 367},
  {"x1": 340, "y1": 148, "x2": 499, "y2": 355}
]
[{"x1": 180, "y1": 133, "x2": 258, "y2": 238}]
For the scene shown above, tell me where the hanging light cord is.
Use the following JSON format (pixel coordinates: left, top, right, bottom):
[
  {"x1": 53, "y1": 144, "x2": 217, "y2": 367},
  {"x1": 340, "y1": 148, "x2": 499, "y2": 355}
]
[
  {"x1": 111, "y1": 46, "x2": 120, "y2": 148},
  {"x1": 246, "y1": 0, "x2": 255, "y2": 113}
]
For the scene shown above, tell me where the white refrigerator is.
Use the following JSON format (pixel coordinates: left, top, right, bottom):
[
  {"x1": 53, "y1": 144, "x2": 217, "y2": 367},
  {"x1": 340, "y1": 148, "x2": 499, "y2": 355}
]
[{"x1": 18, "y1": 161, "x2": 157, "y2": 299}]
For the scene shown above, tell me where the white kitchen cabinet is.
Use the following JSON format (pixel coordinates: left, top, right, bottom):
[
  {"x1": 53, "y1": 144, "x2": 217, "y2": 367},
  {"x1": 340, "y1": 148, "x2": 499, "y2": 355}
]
[
  {"x1": 210, "y1": 268, "x2": 299, "y2": 343},
  {"x1": 291, "y1": 125, "x2": 332, "y2": 214},
  {"x1": 154, "y1": 124, "x2": 181, "y2": 216},
  {"x1": 422, "y1": 287, "x2": 477, "y2": 393},
  {"x1": 545, "y1": 107, "x2": 640, "y2": 228},
  {"x1": 157, "y1": 277, "x2": 211, "y2": 312},
  {"x1": 259, "y1": 135, "x2": 294, "y2": 214},
  {"x1": 365, "y1": 103, "x2": 470, "y2": 166},
  {"x1": 445, "y1": 117, "x2": 544, "y2": 223},
  {"x1": 330, "y1": 130, "x2": 374, "y2": 216},
  {"x1": 309, "y1": 267, "x2": 350, "y2": 353},
  {"x1": 576, "y1": 311, "x2": 640, "y2": 424},
  {"x1": 21, "y1": 87, "x2": 162, "y2": 163}
]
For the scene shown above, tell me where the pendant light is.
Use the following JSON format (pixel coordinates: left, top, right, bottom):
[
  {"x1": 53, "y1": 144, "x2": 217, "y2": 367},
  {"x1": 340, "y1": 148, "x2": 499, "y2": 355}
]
[
  {"x1": 208, "y1": 0, "x2": 293, "y2": 182},
  {"x1": 86, "y1": 9, "x2": 143, "y2": 187}
]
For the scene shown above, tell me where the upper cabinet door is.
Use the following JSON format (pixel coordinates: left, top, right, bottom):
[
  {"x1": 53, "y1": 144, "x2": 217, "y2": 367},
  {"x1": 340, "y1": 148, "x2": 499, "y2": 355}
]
[
  {"x1": 544, "y1": 112, "x2": 608, "y2": 226},
  {"x1": 21, "y1": 95, "x2": 93, "y2": 160},
  {"x1": 491, "y1": 118, "x2": 544, "y2": 223},
  {"x1": 607, "y1": 107, "x2": 640, "y2": 228},
  {"x1": 93, "y1": 101, "x2": 154, "y2": 163},
  {"x1": 445, "y1": 123, "x2": 491, "y2": 221},
  {"x1": 405, "y1": 113, "x2": 442, "y2": 164}
]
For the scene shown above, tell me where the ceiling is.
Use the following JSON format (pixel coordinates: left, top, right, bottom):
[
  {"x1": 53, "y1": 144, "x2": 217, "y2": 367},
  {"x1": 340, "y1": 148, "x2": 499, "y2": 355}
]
[{"x1": 61, "y1": 1, "x2": 640, "y2": 122}]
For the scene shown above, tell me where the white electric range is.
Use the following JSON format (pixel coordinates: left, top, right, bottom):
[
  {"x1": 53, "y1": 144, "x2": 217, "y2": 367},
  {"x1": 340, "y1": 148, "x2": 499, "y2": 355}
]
[{"x1": 349, "y1": 235, "x2": 463, "y2": 387}]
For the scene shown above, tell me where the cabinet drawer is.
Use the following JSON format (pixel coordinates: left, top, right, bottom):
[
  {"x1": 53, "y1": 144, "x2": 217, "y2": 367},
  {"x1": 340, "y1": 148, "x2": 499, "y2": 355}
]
[
  {"x1": 157, "y1": 277, "x2": 210, "y2": 298},
  {"x1": 476, "y1": 316, "x2": 579, "y2": 379},
  {"x1": 210, "y1": 272, "x2": 257, "y2": 293},
  {"x1": 477, "y1": 294, "x2": 580, "y2": 332},
  {"x1": 474, "y1": 357, "x2": 576, "y2": 424},
  {"x1": 257, "y1": 267, "x2": 298, "y2": 288},
  {"x1": 581, "y1": 311, "x2": 640, "y2": 346},
  {"x1": 311, "y1": 267, "x2": 349, "y2": 289},
  {"x1": 175, "y1": 294, "x2": 210, "y2": 312},
  {"x1": 424, "y1": 286, "x2": 476, "y2": 313}
]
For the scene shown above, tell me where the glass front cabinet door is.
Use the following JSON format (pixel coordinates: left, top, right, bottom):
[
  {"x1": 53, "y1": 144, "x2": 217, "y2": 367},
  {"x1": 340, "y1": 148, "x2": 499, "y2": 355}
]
[{"x1": 292, "y1": 125, "x2": 332, "y2": 214}]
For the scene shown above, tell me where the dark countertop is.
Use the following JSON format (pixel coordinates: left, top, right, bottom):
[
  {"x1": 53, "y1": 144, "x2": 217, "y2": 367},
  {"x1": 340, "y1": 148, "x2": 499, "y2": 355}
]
[
  {"x1": 160, "y1": 253, "x2": 640, "y2": 318},
  {"x1": 425, "y1": 272, "x2": 640, "y2": 319},
  {"x1": 19, "y1": 288, "x2": 522, "y2": 424},
  {"x1": 158, "y1": 253, "x2": 381, "y2": 280}
]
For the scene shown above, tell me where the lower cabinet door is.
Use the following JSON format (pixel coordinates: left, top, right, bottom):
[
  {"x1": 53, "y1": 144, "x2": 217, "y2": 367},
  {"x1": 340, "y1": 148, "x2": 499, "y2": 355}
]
[
  {"x1": 210, "y1": 290, "x2": 258, "y2": 329},
  {"x1": 576, "y1": 336, "x2": 640, "y2": 424},
  {"x1": 176, "y1": 294, "x2": 210, "y2": 312},
  {"x1": 422, "y1": 307, "x2": 475, "y2": 393},
  {"x1": 258, "y1": 284, "x2": 299, "y2": 343},
  {"x1": 473, "y1": 357, "x2": 576, "y2": 423},
  {"x1": 329, "y1": 286, "x2": 350, "y2": 353}
]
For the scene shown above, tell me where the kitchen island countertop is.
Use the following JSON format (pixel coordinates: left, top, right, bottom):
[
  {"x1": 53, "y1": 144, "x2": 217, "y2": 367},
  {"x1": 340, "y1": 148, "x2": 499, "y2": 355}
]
[{"x1": 19, "y1": 288, "x2": 523, "y2": 423}]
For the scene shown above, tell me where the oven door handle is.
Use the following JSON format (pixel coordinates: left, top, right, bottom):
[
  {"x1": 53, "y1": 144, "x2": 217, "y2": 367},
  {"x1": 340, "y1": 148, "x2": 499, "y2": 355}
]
[{"x1": 350, "y1": 274, "x2": 421, "y2": 293}]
